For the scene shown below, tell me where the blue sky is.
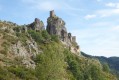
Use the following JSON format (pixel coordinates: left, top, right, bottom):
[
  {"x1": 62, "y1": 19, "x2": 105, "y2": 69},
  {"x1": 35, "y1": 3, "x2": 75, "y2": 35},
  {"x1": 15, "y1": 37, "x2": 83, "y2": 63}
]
[{"x1": 0, "y1": 0, "x2": 119, "y2": 57}]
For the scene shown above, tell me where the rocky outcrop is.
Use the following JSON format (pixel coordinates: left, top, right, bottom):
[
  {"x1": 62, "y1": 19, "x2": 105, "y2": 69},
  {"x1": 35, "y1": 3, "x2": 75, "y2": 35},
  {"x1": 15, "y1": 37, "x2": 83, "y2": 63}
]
[
  {"x1": 13, "y1": 18, "x2": 45, "y2": 33},
  {"x1": 47, "y1": 10, "x2": 68, "y2": 42},
  {"x1": 0, "y1": 20, "x2": 17, "y2": 33},
  {"x1": 10, "y1": 40, "x2": 41, "y2": 69},
  {"x1": 27, "y1": 18, "x2": 45, "y2": 31}
]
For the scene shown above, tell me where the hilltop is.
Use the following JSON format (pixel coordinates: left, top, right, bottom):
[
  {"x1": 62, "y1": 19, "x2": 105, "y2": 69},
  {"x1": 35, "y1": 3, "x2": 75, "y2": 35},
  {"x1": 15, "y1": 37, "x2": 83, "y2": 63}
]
[{"x1": 0, "y1": 11, "x2": 118, "y2": 80}]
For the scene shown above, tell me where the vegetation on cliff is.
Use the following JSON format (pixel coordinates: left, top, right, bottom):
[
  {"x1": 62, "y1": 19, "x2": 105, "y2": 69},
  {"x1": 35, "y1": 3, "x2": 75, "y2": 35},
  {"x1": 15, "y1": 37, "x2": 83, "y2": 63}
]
[{"x1": 0, "y1": 20, "x2": 118, "y2": 80}]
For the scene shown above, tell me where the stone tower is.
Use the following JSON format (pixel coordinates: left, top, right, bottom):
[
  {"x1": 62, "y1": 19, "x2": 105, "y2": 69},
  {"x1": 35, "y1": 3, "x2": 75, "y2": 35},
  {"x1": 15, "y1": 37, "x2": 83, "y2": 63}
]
[
  {"x1": 72, "y1": 36, "x2": 76, "y2": 42},
  {"x1": 50, "y1": 10, "x2": 55, "y2": 17}
]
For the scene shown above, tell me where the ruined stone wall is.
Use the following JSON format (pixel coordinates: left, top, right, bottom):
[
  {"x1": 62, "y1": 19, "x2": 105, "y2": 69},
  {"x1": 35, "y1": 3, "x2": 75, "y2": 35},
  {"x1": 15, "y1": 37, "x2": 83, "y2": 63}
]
[{"x1": 72, "y1": 36, "x2": 76, "y2": 43}]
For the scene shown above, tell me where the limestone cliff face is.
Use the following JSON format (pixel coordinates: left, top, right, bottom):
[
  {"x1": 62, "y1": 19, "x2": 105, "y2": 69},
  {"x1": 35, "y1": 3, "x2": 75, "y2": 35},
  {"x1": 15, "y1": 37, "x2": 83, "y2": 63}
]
[
  {"x1": 0, "y1": 20, "x2": 43, "y2": 69},
  {"x1": 10, "y1": 38, "x2": 42, "y2": 68}
]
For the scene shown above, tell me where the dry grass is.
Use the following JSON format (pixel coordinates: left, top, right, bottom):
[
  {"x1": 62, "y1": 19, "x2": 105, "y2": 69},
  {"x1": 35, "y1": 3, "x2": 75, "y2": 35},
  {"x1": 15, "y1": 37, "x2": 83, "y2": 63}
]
[{"x1": 0, "y1": 34, "x2": 4, "y2": 51}]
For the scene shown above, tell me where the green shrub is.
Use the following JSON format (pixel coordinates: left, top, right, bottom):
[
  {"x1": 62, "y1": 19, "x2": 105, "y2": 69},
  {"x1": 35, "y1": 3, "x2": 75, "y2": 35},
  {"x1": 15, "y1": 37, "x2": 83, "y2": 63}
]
[
  {"x1": 0, "y1": 67, "x2": 8, "y2": 80},
  {"x1": 0, "y1": 66, "x2": 15, "y2": 80},
  {"x1": 8, "y1": 66, "x2": 37, "y2": 80},
  {"x1": 13, "y1": 27, "x2": 21, "y2": 32},
  {"x1": 28, "y1": 30, "x2": 43, "y2": 43},
  {"x1": 41, "y1": 30, "x2": 51, "y2": 40},
  {"x1": 51, "y1": 35, "x2": 59, "y2": 42},
  {"x1": 102, "y1": 63, "x2": 110, "y2": 73},
  {"x1": 34, "y1": 42, "x2": 68, "y2": 80}
]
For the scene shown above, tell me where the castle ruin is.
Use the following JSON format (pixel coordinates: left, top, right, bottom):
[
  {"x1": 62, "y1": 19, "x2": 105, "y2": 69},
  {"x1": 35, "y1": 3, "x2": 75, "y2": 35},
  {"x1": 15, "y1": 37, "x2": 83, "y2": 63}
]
[
  {"x1": 47, "y1": 10, "x2": 80, "y2": 54},
  {"x1": 47, "y1": 10, "x2": 77, "y2": 43},
  {"x1": 72, "y1": 36, "x2": 76, "y2": 43},
  {"x1": 13, "y1": 10, "x2": 80, "y2": 55}
]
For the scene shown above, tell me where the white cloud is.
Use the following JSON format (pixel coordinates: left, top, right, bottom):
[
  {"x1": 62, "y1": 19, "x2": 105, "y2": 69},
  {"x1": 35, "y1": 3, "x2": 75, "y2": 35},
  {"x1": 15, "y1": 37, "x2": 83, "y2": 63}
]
[
  {"x1": 84, "y1": 14, "x2": 97, "y2": 20},
  {"x1": 105, "y1": 2, "x2": 119, "y2": 8},
  {"x1": 85, "y1": 5, "x2": 119, "y2": 19}
]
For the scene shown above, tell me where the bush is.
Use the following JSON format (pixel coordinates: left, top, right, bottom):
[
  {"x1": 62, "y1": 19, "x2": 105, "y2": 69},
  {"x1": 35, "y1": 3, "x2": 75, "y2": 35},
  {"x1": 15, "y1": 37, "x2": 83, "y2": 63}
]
[
  {"x1": 16, "y1": 33, "x2": 28, "y2": 46},
  {"x1": 103, "y1": 63, "x2": 110, "y2": 73},
  {"x1": 51, "y1": 35, "x2": 59, "y2": 42},
  {"x1": 41, "y1": 30, "x2": 51, "y2": 40},
  {"x1": 0, "y1": 67, "x2": 8, "y2": 80},
  {"x1": 64, "y1": 50, "x2": 82, "y2": 80},
  {"x1": 13, "y1": 27, "x2": 21, "y2": 32},
  {"x1": 28, "y1": 30, "x2": 43, "y2": 43},
  {"x1": 35, "y1": 42, "x2": 67, "y2": 80},
  {"x1": 0, "y1": 66, "x2": 15, "y2": 80},
  {"x1": 8, "y1": 66, "x2": 37, "y2": 80}
]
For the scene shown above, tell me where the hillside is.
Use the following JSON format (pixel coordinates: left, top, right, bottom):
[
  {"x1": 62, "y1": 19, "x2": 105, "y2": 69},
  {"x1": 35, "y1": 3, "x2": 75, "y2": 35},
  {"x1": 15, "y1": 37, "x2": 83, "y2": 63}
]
[
  {"x1": 81, "y1": 52, "x2": 119, "y2": 79},
  {"x1": 0, "y1": 11, "x2": 118, "y2": 80},
  {"x1": 95, "y1": 56, "x2": 119, "y2": 79}
]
